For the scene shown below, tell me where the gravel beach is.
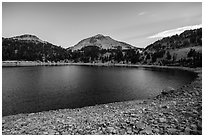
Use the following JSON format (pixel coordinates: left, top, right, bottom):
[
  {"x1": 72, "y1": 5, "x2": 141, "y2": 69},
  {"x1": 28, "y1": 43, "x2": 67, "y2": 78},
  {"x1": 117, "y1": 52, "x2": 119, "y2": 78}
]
[{"x1": 2, "y1": 66, "x2": 202, "y2": 135}]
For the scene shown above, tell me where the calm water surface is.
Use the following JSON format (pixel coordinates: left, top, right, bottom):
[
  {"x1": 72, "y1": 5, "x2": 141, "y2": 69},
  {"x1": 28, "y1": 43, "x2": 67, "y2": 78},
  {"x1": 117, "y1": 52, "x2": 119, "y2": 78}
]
[{"x1": 2, "y1": 65, "x2": 195, "y2": 116}]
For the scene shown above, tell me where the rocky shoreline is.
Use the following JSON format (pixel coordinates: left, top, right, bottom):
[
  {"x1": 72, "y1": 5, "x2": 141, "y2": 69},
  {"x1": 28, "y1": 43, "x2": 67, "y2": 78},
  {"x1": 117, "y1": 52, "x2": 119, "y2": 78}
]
[{"x1": 2, "y1": 66, "x2": 202, "y2": 135}]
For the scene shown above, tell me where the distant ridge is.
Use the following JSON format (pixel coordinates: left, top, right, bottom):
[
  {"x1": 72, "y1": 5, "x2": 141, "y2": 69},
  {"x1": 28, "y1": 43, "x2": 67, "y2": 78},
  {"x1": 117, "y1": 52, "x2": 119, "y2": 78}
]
[
  {"x1": 144, "y1": 28, "x2": 202, "y2": 52},
  {"x1": 11, "y1": 34, "x2": 47, "y2": 44},
  {"x1": 2, "y1": 28, "x2": 202, "y2": 67}
]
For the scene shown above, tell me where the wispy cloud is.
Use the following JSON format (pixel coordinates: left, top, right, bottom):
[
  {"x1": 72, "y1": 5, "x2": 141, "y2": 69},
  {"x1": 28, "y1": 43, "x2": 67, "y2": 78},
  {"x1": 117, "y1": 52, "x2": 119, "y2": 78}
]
[
  {"x1": 138, "y1": 12, "x2": 146, "y2": 16},
  {"x1": 148, "y1": 24, "x2": 202, "y2": 39}
]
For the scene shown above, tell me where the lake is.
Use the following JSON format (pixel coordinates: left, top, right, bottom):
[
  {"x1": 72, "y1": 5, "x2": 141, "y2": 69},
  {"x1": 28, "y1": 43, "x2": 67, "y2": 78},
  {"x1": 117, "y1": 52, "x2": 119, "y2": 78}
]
[{"x1": 2, "y1": 65, "x2": 196, "y2": 116}]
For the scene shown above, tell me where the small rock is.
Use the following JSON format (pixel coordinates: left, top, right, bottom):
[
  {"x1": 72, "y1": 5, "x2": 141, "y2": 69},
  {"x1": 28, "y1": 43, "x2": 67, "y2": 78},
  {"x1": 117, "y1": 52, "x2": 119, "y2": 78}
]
[
  {"x1": 48, "y1": 129, "x2": 57, "y2": 135},
  {"x1": 197, "y1": 121, "x2": 202, "y2": 130},
  {"x1": 126, "y1": 127, "x2": 132, "y2": 134},
  {"x1": 172, "y1": 101, "x2": 177, "y2": 105},
  {"x1": 161, "y1": 87, "x2": 175, "y2": 95},
  {"x1": 129, "y1": 109, "x2": 135, "y2": 111},
  {"x1": 184, "y1": 127, "x2": 191, "y2": 135},
  {"x1": 161, "y1": 105, "x2": 169, "y2": 109},
  {"x1": 153, "y1": 120, "x2": 158, "y2": 124},
  {"x1": 179, "y1": 132, "x2": 185, "y2": 135},
  {"x1": 107, "y1": 127, "x2": 116, "y2": 134},
  {"x1": 119, "y1": 129, "x2": 126, "y2": 134},
  {"x1": 151, "y1": 102, "x2": 156, "y2": 106},
  {"x1": 143, "y1": 108, "x2": 151, "y2": 112},
  {"x1": 136, "y1": 122, "x2": 146, "y2": 130},
  {"x1": 61, "y1": 131, "x2": 69, "y2": 135},
  {"x1": 120, "y1": 122, "x2": 127, "y2": 128},
  {"x1": 190, "y1": 124, "x2": 197, "y2": 130},
  {"x1": 173, "y1": 118, "x2": 179, "y2": 123},
  {"x1": 130, "y1": 113, "x2": 138, "y2": 117},
  {"x1": 19, "y1": 121, "x2": 28, "y2": 127},
  {"x1": 28, "y1": 113, "x2": 35, "y2": 116},
  {"x1": 140, "y1": 126, "x2": 153, "y2": 135},
  {"x1": 190, "y1": 130, "x2": 199, "y2": 135},
  {"x1": 195, "y1": 91, "x2": 199, "y2": 96},
  {"x1": 192, "y1": 109, "x2": 198, "y2": 114},
  {"x1": 153, "y1": 128, "x2": 160, "y2": 133},
  {"x1": 131, "y1": 117, "x2": 138, "y2": 121},
  {"x1": 96, "y1": 131, "x2": 104, "y2": 135},
  {"x1": 104, "y1": 105, "x2": 108, "y2": 108},
  {"x1": 86, "y1": 125, "x2": 91, "y2": 129},
  {"x1": 168, "y1": 128, "x2": 177, "y2": 134},
  {"x1": 43, "y1": 132, "x2": 49, "y2": 135},
  {"x1": 159, "y1": 118, "x2": 167, "y2": 123}
]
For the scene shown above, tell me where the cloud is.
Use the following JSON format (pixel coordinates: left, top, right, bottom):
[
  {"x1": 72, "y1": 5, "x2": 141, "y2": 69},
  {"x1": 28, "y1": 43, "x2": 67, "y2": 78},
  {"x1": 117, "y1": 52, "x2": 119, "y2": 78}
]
[
  {"x1": 138, "y1": 12, "x2": 146, "y2": 16},
  {"x1": 148, "y1": 24, "x2": 202, "y2": 39}
]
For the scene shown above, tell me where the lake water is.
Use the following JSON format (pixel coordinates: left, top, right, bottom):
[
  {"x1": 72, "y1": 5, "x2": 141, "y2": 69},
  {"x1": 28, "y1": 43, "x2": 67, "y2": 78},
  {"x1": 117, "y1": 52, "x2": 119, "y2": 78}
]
[{"x1": 2, "y1": 65, "x2": 196, "y2": 116}]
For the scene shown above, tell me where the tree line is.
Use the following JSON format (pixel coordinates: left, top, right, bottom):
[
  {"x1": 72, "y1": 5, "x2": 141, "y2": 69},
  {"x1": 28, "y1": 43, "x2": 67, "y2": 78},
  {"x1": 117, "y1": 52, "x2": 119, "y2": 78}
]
[{"x1": 2, "y1": 28, "x2": 202, "y2": 67}]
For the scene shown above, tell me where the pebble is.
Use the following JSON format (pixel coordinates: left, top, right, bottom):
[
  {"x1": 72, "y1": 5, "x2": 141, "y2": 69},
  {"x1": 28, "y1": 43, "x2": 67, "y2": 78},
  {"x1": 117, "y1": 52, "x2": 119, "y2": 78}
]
[
  {"x1": 168, "y1": 128, "x2": 177, "y2": 134},
  {"x1": 159, "y1": 118, "x2": 167, "y2": 123},
  {"x1": 130, "y1": 113, "x2": 138, "y2": 117},
  {"x1": 184, "y1": 127, "x2": 191, "y2": 135},
  {"x1": 161, "y1": 105, "x2": 169, "y2": 109},
  {"x1": 190, "y1": 124, "x2": 197, "y2": 130},
  {"x1": 126, "y1": 127, "x2": 132, "y2": 134},
  {"x1": 104, "y1": 105, "x2": 108, "y2": 108},
  {"x1": 136, "y1": 122, "x2": 146, "y2": 130},
  {"x1": 195, "y1": 91, "x2": 199, "y2": 96},
  {"x1": 43, "y1": 132, "x2": 49, "y2": 135},
  {"x1": 119, "y1": 129, "x2": 126, "y2": 134},
  {"x1": 197, "y1": 121, "x2": 202, "y2": 130},
  {"x1": 2, "y1": 119, "x2": 5, "y2": 124},
  {"x1": 62, "y1": 131, "x2": 69, "y2": 135},
  {"x1": 19, "y1": 121, "x2": 28, "y2": 127},
  {"x1": 48, "y1": 129, "x2": 57, "y2": 135},
  {"x1": 172, "y1": 101, "x2": 177, "y2": 105},
  {"x1": 140, "y1": 126, "x2": 153, "y2": 135},
  {"x1": 151, "y1": 102, "x2": 156, "y2": 106},
  {"x1": 107, "y1": 127, "x2": 116, "y2": 134},
  {"x1": 179, "y1": 132, "x2": 185, "y2": 135},
  {"x1": 153, "y1": 128, "x2": 160, "y2": 133}
]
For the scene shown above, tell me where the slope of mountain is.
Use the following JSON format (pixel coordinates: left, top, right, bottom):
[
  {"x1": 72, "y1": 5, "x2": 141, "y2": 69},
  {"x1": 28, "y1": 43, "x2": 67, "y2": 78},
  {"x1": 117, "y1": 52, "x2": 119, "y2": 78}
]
[
  {"x1": 141, "y1": 28, "x2": 202, "y2": 67},
  {"x1": 2, "y1": 35, "x2": 69, "y2": 61},
  {"x1": 11, "y1": 34, "x2": 47, "y2": 44},
  {"x1": 2, "y1": 28, "x2": 202, "y2": 67},
  {"x1": 144, "y1": 28, "x2": 202, "y2": 52},
  {"x1": 68, "y1": 34, "x2": 137, "y2": 51}
]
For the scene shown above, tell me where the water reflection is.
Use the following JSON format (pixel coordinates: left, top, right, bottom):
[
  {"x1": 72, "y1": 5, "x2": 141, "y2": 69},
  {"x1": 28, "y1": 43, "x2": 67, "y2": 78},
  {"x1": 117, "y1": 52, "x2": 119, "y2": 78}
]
[{"x1": 2, "y1": 66, "x2": 195, "y2": 116}]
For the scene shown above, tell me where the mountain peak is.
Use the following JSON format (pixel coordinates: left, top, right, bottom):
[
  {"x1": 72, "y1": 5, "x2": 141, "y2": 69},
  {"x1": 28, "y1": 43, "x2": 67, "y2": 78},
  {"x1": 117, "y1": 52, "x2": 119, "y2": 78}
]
[
  {"x1": 13, "y1": 34, "x2": 39, "y2": 39},
  {"x1": 94, "y1": 34, "x2": 105, "y2": 37},
  {"x1": 11, "y1": 34, "x2": 46, "y2": 43},
  {"x1": 92, "y1": 34, "x2": 106, "y2": 39},
  {"x1": 69, "y1": 34, "x2": 136, "y2": 51}
]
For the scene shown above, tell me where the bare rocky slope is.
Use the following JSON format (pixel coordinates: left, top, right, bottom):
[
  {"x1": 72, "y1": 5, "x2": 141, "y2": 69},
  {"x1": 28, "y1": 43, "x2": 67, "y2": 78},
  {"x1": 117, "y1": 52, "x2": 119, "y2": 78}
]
[{"x1": 68, "y1": 34, "x2": 138, "y2": 51}]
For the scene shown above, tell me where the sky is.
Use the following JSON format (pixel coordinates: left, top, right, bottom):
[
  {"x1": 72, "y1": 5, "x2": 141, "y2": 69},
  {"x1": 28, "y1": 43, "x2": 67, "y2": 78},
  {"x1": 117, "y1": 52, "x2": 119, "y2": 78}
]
[{"x1": 2, "y1": 2, "x2": 202, "y2": 48}]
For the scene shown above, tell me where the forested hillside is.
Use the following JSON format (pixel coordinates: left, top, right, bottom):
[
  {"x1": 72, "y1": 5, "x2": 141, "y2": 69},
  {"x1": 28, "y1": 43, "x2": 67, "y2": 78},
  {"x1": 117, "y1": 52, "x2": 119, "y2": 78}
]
[
  {"x1": 2, "y1": 28, "x2": 202, "y2": 67},
  {"x1": 141, "y1": 28, "x2": 202, "y2": 67},
  {"x1": 2, "y1": 35, "x2": 70, "y2": 62}
]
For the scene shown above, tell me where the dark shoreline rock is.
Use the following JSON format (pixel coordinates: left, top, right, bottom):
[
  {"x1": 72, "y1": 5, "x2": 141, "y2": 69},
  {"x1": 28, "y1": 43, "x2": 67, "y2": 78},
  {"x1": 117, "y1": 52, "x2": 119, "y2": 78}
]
[{"x1": 2, "y1": 66, "x2": 202, "y2": 135}]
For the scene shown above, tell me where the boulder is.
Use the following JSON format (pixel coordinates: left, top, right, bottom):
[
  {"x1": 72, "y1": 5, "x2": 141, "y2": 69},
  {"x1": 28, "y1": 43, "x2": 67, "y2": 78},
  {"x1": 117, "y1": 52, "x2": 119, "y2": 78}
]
[{"x1": 161, "y1": 87, "x2": 175, "y2": 95}]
